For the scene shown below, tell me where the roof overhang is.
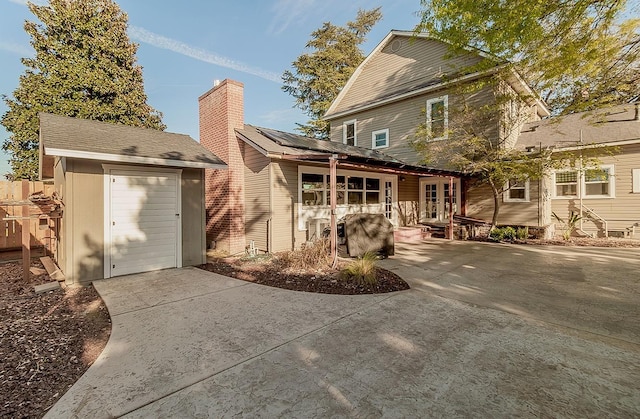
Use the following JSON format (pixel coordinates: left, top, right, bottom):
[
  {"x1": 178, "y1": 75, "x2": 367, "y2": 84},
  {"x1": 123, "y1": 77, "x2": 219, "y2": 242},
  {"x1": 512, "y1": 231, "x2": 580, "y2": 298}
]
[
  {"x1": 550, "y1": 138, "x2": 640, "y2": 152},
  {"x1": 43, "y1": 147, "x2": 228, "y2": 170}
]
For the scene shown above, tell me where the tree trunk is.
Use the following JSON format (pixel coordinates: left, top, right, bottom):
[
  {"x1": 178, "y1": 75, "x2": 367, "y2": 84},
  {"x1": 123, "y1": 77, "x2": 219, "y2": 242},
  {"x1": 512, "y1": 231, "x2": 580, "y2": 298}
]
[{"x1": 488, "y1": 178, "x2": 500, "y2": 230}]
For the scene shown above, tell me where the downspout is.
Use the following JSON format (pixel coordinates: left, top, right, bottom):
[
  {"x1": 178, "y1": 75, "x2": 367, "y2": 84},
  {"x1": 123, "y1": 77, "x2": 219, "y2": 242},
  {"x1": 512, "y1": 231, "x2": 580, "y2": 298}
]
[
  {"x1": 578, "y1": 130, "x2": 584, "y2": 233},
  {"x1": 448, "y1": 176, "x2": 454, "y2": 240},
  {"x1": 330, "y1": 155, "x2": 338, "y2": 268},
  {"x1": 268, "y1": 162, "x2": 273, "y2": 253}
]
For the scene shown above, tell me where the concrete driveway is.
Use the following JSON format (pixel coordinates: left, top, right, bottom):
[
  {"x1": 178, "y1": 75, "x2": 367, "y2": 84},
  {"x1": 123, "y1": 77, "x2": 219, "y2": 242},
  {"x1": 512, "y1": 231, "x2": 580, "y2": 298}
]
[{"x1": 46, "y1": 242, "x2": 640, "y2": 418}]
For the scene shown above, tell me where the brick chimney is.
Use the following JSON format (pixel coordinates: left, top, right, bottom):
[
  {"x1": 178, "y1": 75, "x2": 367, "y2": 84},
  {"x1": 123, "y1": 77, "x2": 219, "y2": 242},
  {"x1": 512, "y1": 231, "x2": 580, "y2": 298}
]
[{"x1": 199, "y1": 79, "x2": 246, "y2": 254}]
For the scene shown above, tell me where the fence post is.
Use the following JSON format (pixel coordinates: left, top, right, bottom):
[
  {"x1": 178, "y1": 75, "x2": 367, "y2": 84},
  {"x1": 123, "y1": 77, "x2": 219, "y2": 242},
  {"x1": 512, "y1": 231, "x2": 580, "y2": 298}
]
[{"x1": 21, "y1": 180, "x2": 30, "y2": 281}]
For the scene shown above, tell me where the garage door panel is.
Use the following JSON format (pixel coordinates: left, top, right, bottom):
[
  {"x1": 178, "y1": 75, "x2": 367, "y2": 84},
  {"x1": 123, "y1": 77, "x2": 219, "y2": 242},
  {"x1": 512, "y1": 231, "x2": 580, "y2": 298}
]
[{"x1": 108, "y1": 170, "x2": 180, "y2": 278}]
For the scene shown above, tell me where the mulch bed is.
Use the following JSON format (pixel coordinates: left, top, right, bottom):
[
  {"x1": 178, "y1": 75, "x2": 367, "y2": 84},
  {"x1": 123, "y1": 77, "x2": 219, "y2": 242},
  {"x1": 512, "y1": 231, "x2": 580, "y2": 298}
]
[
  {"x1": 199, "y1": 255, "x2": 409, "y2": 295},
  {"x1": 0, "y1": 258, "x2": 111, "y2": 418}
]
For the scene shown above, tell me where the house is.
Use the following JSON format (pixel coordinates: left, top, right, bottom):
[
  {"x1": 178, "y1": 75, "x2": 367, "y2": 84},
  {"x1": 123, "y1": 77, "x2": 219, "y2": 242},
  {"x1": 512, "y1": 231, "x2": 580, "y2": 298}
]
[
  {"x1": 200, "y1": 30, "x2": 640, "y2": 253},
  {"x1": 199, "y1": 79, "x2": 461, "y2": 255},
  {"x1": 323, "y1": 30, "x2": 640, "y2": 239},
  {"x1": 39, "y1": 113, "x2": 226, "y2": 285},
  {"x1": 518, "y1": 104, "x2": 640, "y2": 238}
]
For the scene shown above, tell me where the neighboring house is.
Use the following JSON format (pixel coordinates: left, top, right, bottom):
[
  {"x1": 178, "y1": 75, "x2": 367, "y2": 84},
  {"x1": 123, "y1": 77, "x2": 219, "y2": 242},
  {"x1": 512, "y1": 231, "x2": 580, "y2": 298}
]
[
  {"x1": 522, "y1": 104, "x2": 640, "y2": 238},
  {"x1": 39, "y1": 113, "x2": 226, "y2": 284},
  {"x1": 199, "y1": 80, "x2": 461, "y2": 255}
]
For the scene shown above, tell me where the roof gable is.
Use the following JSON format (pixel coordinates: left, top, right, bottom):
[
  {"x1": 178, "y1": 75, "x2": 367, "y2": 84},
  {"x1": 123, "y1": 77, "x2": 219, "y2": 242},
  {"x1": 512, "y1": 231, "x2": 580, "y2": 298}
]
[
  {"x1": 325, "y1": 30, "x2": 549, "y2": 119},
  {"x1": 39, "y1": 113, "x2": 225, "y2": 169},
  {"x1": 325, "y1": 31, "x2": 489, "y2": 118}
]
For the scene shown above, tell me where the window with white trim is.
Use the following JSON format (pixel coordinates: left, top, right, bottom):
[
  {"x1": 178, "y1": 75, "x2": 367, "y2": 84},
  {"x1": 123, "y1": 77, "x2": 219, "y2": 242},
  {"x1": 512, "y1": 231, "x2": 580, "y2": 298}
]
[
  {"x1": 554, "y1": 170, "x2": 578, "y2": 198},
  {"x1": 301, "y1": 173, "x2": 325, "y2": 206},
  {"x1": 633, "y1": 168, "x2": 640, "y2": 193},
  {"x1": 584, "y1": 165, "x2": 614, "y2": 198},
  {"x1": 552, "y1": 165, "x2": 615, "y2": 199},
  {"x1": 371, "y1": 129, "x2": 389, "y2": 149},
  {"x1": 426, "y1": 96, "x2": 448, "y2": 140},
  {"x1": 300, "y1": 170, "x2": 384, "y2": 207},
  {"x1": 343, "y1": 120, "x2": 357, "y2": 146},
  {"x1": 503, "y1": 179, "x2": 530, "y2": 202}
]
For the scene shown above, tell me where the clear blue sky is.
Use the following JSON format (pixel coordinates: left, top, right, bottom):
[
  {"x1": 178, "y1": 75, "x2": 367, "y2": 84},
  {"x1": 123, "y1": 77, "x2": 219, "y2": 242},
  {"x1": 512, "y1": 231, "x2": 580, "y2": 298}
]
[{"x1": 0, "y1": 0, "x2": 424, "y2": 177}]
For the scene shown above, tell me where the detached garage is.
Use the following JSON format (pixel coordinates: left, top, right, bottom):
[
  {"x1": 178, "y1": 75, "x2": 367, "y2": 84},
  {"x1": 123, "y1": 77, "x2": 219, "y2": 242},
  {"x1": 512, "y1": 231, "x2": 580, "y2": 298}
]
[{"x1": 39, "y1": 113, "x2": 226, "y2": 285}]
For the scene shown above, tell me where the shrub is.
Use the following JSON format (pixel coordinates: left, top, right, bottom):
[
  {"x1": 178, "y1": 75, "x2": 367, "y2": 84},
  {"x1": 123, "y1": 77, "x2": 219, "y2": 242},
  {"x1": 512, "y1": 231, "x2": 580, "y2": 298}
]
[
  {"x1": 489, "y1": 226, "x2": 517, "y2": 241},
  {"x1": 275, "y1": 238, "x2": 330, "y2": 270},
  {"x1": 552, "y1": 211, "x2": 582, "y2": 240},
  {"x1": 340, "y1": 252, "x2": 378, "y2": 285},
  {"x1": 516, "y1": 226, "x2": 529, "y2": 240}
]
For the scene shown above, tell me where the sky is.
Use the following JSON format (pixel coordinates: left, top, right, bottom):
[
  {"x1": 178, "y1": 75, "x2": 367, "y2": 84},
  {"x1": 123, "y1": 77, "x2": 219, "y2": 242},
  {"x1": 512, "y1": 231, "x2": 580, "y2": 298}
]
[{"x1": 0, "y1": 0, "x2": 424, "y2": 177}]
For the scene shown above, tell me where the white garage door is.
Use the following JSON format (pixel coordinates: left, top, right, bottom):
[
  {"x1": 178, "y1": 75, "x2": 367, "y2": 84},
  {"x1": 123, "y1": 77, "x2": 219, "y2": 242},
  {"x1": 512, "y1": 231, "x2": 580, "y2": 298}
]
[{"x1": 107, "y1": 169, "x2": 181, "y2": 277}]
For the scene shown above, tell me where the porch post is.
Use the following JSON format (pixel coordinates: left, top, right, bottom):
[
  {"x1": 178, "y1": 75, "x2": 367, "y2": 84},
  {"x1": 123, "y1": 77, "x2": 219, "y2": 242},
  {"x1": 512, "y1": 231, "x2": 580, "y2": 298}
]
[
  {"x1": 448, "y1": 176, "x2": 454, "y2": 240},
  {"x1": 329, "y1": 155, "x2": 338, "y2": 268}
]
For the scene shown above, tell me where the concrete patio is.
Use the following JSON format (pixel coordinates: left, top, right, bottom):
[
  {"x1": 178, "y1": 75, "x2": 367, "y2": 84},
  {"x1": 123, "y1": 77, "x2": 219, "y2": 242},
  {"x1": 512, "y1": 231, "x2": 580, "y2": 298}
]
[{"x1": 46, "y1": 241, "x2": 640, "y2": 418}]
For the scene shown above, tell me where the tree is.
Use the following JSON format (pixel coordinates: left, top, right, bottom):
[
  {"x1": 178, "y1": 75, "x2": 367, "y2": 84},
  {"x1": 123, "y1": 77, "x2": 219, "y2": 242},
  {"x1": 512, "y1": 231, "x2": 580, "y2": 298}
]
[
  {"x1": 416, "y1": 0, "x2": 640, "y2": 115},
  {"x1": 2, "y1": 0, "x2": 165, "y2": 180},
  {"x1": 282, "y1": 8, "x2": 382, "y2": 139},
  {"x1": 412, "y1": 0, "x2": 632, "y2": 228},
  {"x1": 412, "y1": 77, "x2": 612, "y2": 229}
]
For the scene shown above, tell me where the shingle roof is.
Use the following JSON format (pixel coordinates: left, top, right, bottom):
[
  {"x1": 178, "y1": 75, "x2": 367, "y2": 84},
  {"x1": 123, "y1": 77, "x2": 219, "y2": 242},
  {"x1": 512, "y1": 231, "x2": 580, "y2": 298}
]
[
  {"x1": 236, "y1": 125, "x2": 462, "y2": 177},
  {"x1": 39, "y1": 113, "x2": 225, "y2": 169},
  {"x1": 517, "y1": 104, "x2": 640, "y2": 150}
]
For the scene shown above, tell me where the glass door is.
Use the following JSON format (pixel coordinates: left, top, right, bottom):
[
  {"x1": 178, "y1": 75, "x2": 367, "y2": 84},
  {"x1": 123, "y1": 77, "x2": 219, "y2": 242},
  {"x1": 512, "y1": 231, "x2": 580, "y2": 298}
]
[{"x1": 420, "y1": 178, "x2": 460, "y2": 222}]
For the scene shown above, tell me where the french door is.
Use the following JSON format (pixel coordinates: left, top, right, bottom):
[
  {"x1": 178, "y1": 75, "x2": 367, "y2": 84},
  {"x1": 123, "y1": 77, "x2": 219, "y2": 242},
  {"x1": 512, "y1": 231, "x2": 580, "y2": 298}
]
[{"x1": 419, "y1": 178, "x2": 460, "y2": 222}]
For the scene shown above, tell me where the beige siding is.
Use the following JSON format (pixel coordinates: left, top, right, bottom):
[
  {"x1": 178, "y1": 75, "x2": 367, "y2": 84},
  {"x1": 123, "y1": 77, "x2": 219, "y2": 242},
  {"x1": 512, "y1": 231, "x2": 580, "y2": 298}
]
[
  {"x1": 551, "y1": 144, "x2": 640, "y2": 237},
  {"x1": 397, "y1": 175, "x2": 420, "y2": 226},
  {"x1": 334, "y1": 36, "x2": 484, "y2": 114},
  {"x1": 270, "y1": 160, "x2": 303, "y2": 251},
  {"x1": 61, "y1": 160, "x2": 207, "y2": 284},
  {"x1": 467, "y1": 180, "x2": 543, "y2": 226},
  {"x1": 329, "y1": 85, "x2": 497, "y2": 166},
  {"x1": 243, "y1": 144, "x2": 271, "y2": 252},
  {"x1": 181, "y1": 168, "x2": 206, "y2": 267},
  {"x1": 65, "y1": 158, "x2": 104, "y2": 285}
]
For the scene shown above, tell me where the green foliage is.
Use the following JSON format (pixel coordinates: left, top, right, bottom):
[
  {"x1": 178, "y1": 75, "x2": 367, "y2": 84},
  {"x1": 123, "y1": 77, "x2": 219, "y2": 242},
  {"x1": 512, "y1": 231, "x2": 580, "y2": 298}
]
[
  {"x1": 490, "y1": 226, "x2": 529, "y2": 241},
  {"x1": 490, "y1": 226, "x2": 516, "y2": 241},
  {"x1": 417, "y1": 0, "x2": 640, "y2": 114},
  {"x1": 282, "y1": 8, "x2": 382, "y2": 139},
  {"x1": 1, "y1": 0, "x2": 165, "y2": 180},
  {"x1": 516, "y1": 226, "x2": 529, "y2": 240},
  {"x1": 552, "y1": 211, "x2": 583, "y2": 240},
  {"x1": 340, "y1": 252, "x2": 378, "y2": 285}
]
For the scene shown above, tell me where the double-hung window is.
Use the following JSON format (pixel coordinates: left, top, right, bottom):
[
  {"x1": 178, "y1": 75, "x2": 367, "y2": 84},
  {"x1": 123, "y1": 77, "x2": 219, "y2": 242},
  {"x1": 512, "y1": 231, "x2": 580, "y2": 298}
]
[
  {"x1": 504, "y1": 179, "x2": 530, "y2": 202},
  {"x1": 343, "y1": 120, "x2": 357, "y2": 146},
  {"x1": 554, "y1": 170, "x2": 578, "y2": 198},
  {"x1": 553, "y1": 165, "x2": 615, "y2": 199},
  {"x1": 426, "y1": 96, "x2": 448, "y2": 140},
  {"x1": 584, "y1": 165, "x2": 614, "y2": 198},
  {"x1": 371, "y1": 129, "x2": 389, "y2": 149}
]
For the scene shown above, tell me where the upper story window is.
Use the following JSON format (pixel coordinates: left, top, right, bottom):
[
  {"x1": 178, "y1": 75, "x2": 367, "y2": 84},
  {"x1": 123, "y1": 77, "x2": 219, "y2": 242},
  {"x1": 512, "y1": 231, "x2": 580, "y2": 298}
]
[
  {"x1": 552, "y1": 165, "x2": 615, "y2": 199},
  {"x1": 426, "y1": 95, "x2": 448, "y2": 140},
  {"x1": 503, "y1": 179, "x2": 530, "y2": 202},
  {"x1": 343, "y1": 120, "x2": 357, "y2": 146},
  {"x1": 371, "y1": 128, "x2": 389, "y2": 149}
]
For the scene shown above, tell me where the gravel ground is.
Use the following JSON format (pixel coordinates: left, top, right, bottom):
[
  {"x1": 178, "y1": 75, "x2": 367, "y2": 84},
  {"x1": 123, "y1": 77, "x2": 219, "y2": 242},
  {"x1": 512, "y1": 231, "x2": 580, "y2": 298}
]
[{"x1": 0, "y1": 258, "x2": 111, "y2": 418}]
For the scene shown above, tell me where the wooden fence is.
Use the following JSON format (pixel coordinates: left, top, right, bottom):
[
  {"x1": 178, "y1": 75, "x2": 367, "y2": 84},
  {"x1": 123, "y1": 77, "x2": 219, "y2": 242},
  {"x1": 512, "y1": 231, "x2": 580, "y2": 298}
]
[{"x1": 0, "y1": 180, "x2": 57, "y2": 251}]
